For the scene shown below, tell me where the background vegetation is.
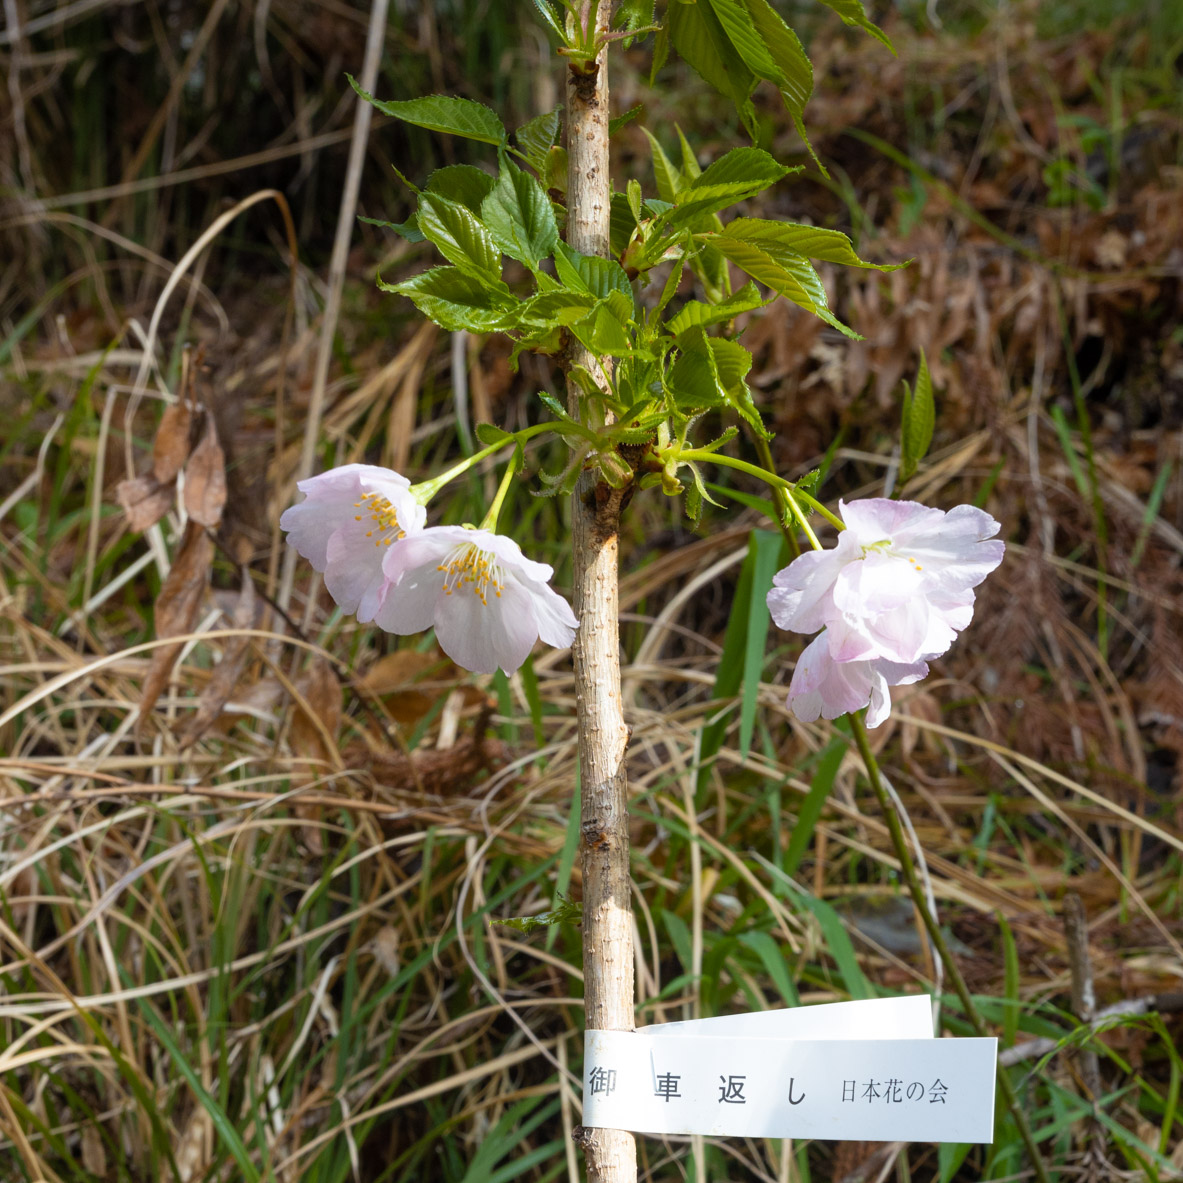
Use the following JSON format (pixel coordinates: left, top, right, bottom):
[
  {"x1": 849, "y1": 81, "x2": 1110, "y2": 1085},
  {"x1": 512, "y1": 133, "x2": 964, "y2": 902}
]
[{"x1": 1, "y1": 0, "x2": 1181, "y2": 1180}]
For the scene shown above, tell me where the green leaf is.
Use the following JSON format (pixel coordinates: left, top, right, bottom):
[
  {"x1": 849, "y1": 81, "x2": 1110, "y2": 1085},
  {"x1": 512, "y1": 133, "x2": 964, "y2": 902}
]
[
  {"x1": 738, "y1": 931, "x2": 800, "y2": 1007},
  {"x1": 475, "y1": 423, "x2": 514, "y2": 446},
  {"x1": 609, "y1": 104, "x2": 644, "y2": 136},
  {"x1": 676, "y1": 126, "x2": 702, "y2": 180},
  {"x1": 544, "y1": 145, "x2": 567, "y2": 195},
  {"x1": 722, "y1": 217, "x2": 903, "y2": 270},
  {"x1": 347, "y1": 77, "x2": 506, "y2": 145},
  {"x1": 417, "y1": 193, "x2": 501, "y2": 279},
  {"x1": 570, "y1": 291, "x2": 637, "y2": 358},
  {"x1": 667, "y1": 280, "x2": 765, "y2": 335},
  {"x1": 740, "y1": 527, "x2": 781, "y2": 756},
  {"x1": 616, "y1": 0, "x2": 657, "y2": 41},
  {"x1": 426, "y1": 164, "x2": 497, "y2": 213},
  {"x1": 900, "y1": 348, "x2": 935, "y2": 483},
  {"x1": 554, "y1": 243, "x2": 633, "y2": 302},
  {"x1": 707, "y1": 233, "x2": 860, "y2": 337},
  {"x1": 668, "y1": 0, "x2": 758, "y2": 138},
  {"x1": 668, "y1": 328, "x2": 753, "y2": 412},
  {"x1": 492, "y1": 895, "x2": 582, "y2": 934},
  {"x1": 758, "y1": 862, "x2": 876, "y2": 1000},
  {"x1": 382, "y1": 266, "x2": 516, "y2": 333},
  {"x1": 666, "y1": 147, "x2": 792, "y2": 227},
  {"x1": 515, "y1": 106, "x2": 562, "y2": 176},
  {"x1": 813, "y1": 0, "x2": 894, "y2": 51},
  {"x1": 783, "y1": 738, "x2": 845, "y2": 877},
  {"x1": 358, "y1": 212, "x2": 423, "y2": 242},
  {"x1": 518, "y1": 288, "x2": 598, "y2": 328},
  {"x1": 481, "y1": 155, "x2": 559, "y2": 269},
  {"x1": 654, "y1": 257, "x2": 686, "y2": 317},
  {"x1": 529, "y1": 0, "x2": 566, "y2": 39},
  {"x1": 739, "y1": 0, "x2": 819, "y2": 167},
  {"x1": 642, "y1": 128, "x2": 683, "y2": 203}
]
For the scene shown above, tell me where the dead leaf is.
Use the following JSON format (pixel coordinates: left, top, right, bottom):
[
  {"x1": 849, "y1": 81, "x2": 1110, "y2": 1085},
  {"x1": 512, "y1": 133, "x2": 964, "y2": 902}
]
[
  {"x1": 181, "y1": 572, "x2": 257, "y2": 748},
  {"x1": 116, "y1": 474, "x2": 174, "y2": 532},
  {"x1": 290, "y1": 659, "x2": 342, "y2": 770},
  {"x1": 139, "y1": 521, "x2": 214, "y2": 724},
  {"x1": 356, "y1": 648, "x2": 449, "y2": 727},
  {"x1": 184, "y1": 414, "x2": 226, "y2": 528},
  {"x1": 152, "y1": 400, "x2": 193, "y2": 483}
]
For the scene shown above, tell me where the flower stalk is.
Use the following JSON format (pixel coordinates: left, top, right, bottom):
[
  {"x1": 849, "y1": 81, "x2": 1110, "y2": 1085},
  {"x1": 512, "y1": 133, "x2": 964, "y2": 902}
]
[{"x1": 849, "y1": 715, "x2": 1052, "y2": 1183}]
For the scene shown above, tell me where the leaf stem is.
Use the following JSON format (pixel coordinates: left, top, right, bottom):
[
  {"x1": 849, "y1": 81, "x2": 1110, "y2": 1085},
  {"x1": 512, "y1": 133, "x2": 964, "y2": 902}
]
[
  {"x1": 410, "y1": 422, "x2": 550, "y2": 505},
  {"x1": 676, "y1": 448, "x2": 840, "y2": 544}
]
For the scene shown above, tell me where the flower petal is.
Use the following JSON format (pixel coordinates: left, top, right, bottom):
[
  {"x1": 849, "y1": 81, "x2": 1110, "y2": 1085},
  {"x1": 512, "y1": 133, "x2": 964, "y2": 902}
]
[
  {"x1": 520, "y1": 575, "x2": 578, "y2": 650},
  {"x1": 789, "y1": 630, "x2": 929, "y2": 727},
  {"x1": 767, "y1": 532, "x2": 859, "y2": 634}
]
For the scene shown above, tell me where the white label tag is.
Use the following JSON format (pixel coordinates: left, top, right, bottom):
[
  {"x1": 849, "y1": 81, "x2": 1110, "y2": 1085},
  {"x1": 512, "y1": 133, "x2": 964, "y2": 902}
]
[{"x1": 583, "y1": 998, "x2": 996, "y2": 1143}]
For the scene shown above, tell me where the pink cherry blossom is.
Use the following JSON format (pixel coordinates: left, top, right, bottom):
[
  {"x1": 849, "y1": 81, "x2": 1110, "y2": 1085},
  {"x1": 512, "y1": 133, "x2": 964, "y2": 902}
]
[
  {"x1": 768, "y1": 498, "x2": 1004, "y2": 726},
  {"x1": 374, "y1": 525, "x2": 577, "y2": 675},
  {"x1": 280, "y1": 464, "x2": 427, "y2": 621},
  {"x1": 787, "y1": 631, "x2": 929, "y2": 729}
]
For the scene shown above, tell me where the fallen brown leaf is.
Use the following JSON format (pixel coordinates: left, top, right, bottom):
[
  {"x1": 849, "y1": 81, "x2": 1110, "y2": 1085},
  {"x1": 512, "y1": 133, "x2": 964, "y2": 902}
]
[
  {"x1": 152, "y1": 400, "x2": 193, "y2": 484},
  {"x1": 183, "y1": 414, "x2": 227, "y2": 528},
  {"x1": 290, "y1": 658, "x2": 343, "y2": 771},
  {"x1": 116, "y1": 474, "x2": 174, "y2": 532},
  {"x1": 139, "y1": 521, "x2": 214, "y2": 726}
]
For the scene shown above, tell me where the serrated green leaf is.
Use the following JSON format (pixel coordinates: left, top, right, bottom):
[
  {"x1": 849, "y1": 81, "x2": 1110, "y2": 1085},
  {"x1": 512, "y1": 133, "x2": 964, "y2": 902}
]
[
  {"x1": 529, "y1": 0, "x2": 566, "y2": 38},
  {"x1": 703, "y1": 0, "x2": 786, "y2": 89},
  {"x1": 537, "y1": 385, "x2": 577, "y2": 428},
  {"x1": 654, "y1": 257, "x2": 686, "y2": 317},
  {"x1": 492, "y1": 895, "x2": 582, "y2": 934},
  {"x1": 668, "y1": 0, "x2": 758, "y2": 138},
  {"x1": 382, "y1": 266, "x2": 516, "y2": 333},
  {"x1": 481, "y1": 155, "x2": 559, "y2": 269},
  {"x1": 722, "y1": 217, "x2": 903, "y2": 270},
  {"x1": 554, "y1": 243, "x2": 633, "y2": 303},
  {"x1": 707, "y1": 233, "x2": 860, "y2": 337},
  {"x1": 358, "y1": 213, "x2": 423, "y2": 242},
  {"x1": 518, "y1": 289, "x2": 598, "y2": 328},
  {"x1": 544, "y1": 145, "x2": 567, "y2": 195},
  {"x1": 570, "y1": 291, "x2": 637, "y2": 358},
  {"x1": 347, "y1": 77, "x2": 506, "y2": 145},
  {"x1": 642, "y1": 128, "x2": 683, "y2": 204},
  {"x1": 742, "y1": 0, "x2": 811, "y2": 107},
  {"x1": 626, "y1": 179, "x2": 644, "y2": 225},
  {"x1": 667, "y1": 280, "x2": 765, "y2": 335},
  {"x1": 417, "y1": 193, "x2": 501, "y2": 279},
  {"x1": 616, "y1": 0, "x2": 656, "y2": 40},
  {"x1": 515, "y1": 106, "x2": 562, "y2": 176},
  {"x1": 609, "y1": 104, "x2": 644, "y2": 136},
  {"x1": 900, "y1": 348, "x2": 935, "y2": 483},
  {"x1": 669, "y1": 328, "x2": 751, "y2": 408},
  {"x1": 813, "y1": 0, "x2": 894, "y2": 51},
  {"x1": 665, "y1": 147, "x2": 791, "y2": 228},
  {"x1": 424, "y1": 165, "x2": 497, "y2": 213},
  {"x1": 610, "y1": 191, "x2": 639, "y2": 257},
  {"x1": 676, "y1": 126, "x2": 702, "y2": 180}
]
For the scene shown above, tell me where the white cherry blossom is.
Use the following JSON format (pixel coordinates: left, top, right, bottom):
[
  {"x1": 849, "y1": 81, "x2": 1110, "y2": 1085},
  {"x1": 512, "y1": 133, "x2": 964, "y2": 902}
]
[
  {"x1": 280, "y1": 464, "x2": 426, "y2": 620},
  {"x1": 768, "y1": 498, "x2": 1004, "y2": 726},
  {"x1": 375, "y1": 525, "x2": 577, "y2": 675}
]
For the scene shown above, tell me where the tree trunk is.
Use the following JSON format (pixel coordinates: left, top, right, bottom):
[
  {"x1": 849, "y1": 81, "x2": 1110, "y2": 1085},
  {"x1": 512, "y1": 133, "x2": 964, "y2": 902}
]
[{"x1": 565, "y1": 6, "x2": 637, "y2": 1182}]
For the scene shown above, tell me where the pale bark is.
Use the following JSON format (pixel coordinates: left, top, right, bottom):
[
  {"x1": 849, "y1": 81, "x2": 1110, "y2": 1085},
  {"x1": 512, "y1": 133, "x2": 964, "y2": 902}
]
[{"x1": 565, "y1": 5, "x2": 637, "y2": 1182}]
